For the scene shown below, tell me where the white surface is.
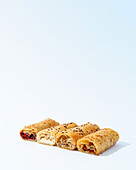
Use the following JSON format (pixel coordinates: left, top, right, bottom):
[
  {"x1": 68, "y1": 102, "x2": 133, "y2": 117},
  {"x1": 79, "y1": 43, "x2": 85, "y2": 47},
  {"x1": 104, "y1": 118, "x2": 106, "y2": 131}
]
[{"x1": 0, "y1": 1, "x2": 136, "y2": 170}]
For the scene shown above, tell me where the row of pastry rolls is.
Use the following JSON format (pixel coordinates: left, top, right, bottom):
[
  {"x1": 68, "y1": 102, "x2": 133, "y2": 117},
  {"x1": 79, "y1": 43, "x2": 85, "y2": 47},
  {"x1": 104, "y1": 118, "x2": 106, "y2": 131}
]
[
  {"x1": 20, "y1": 118, "x2": 119, "y2": 155},
  {"x1": 37, "y1": 122, "x2": 77, "y2": 145}
]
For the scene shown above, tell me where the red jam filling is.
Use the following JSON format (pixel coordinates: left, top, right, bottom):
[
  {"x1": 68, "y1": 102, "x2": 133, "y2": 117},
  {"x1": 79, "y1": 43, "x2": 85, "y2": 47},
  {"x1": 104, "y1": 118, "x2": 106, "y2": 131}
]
[{"x1": 20, "y1": 131, "x2": 36, "y2": 140}]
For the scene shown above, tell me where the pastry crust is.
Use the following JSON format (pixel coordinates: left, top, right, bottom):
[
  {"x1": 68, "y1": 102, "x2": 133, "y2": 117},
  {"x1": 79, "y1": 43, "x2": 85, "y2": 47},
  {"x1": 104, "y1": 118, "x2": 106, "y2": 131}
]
[
  {"x1": 77, "y1": 128, "x2": 119, "y2": 155},
  {"x1": 56, "y1": 122, "x2": 100, "y2": 150},
  {"x1": 37, "y1": 122, "x2": 77, "y2": 145},
  {"x1": 20, "y1": 118, "x2": 59, "y2": 141}
]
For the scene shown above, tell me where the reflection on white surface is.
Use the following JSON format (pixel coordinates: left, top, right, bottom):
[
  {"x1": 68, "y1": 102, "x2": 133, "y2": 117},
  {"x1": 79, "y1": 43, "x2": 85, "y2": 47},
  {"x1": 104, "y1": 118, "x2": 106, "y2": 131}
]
[{"x1": 100, "y1": 141, "x2": 130, "y2": 156}]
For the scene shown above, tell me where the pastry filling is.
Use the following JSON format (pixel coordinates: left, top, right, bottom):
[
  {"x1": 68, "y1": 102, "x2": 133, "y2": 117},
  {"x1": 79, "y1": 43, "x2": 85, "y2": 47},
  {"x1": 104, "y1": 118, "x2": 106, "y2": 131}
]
[
  {"x1": 38, "y1": 133, "x2": 55, "y2": 145},
  {"x1": 57, "y1": 135, "x2": 75, "y2": 149},
  {"x1": 81, "y1": 143, "x2": 96, "y2": 154},
  {"x1": 20, "y1": 131, "x2": 36, "y2": 140}
]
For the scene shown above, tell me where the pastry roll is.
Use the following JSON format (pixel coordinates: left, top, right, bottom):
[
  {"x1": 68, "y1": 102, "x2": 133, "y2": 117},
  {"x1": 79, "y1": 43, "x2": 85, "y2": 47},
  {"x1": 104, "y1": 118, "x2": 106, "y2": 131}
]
[
  {"x1": 77, "y1": 128, "x2": 119, "y2": 155},
  {"x1": 20, "y1": 118, "x2": 59, "y2": 141},
  {"x1": 37, "y1": 122, "x2": 77, "y2": 145},
  {"x1": 56, "y1": 122, "x2": 100, "y2": 150}
]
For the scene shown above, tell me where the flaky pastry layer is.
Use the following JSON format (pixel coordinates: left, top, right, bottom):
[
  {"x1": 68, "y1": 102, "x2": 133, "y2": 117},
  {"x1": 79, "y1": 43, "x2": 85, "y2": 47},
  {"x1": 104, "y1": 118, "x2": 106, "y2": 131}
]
[
  {"x1": 37, "y1": 122, "x2": 77, "y2": 145},
  {"x1": 20, "y1": 118, "x2": 59, "y2": 141},
  {"x1": 77, "y1": 128, "x2": 119, "y2": 155},
  {"x1": 56, "y1": 122, "x2": 100, "y2": 150}
]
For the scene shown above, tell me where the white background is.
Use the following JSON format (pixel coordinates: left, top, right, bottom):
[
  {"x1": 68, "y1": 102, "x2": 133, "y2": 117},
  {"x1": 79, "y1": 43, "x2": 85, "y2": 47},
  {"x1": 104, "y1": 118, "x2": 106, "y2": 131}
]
[{"x1": 0, "y1": 1, "x2": 136, "y2": 170}]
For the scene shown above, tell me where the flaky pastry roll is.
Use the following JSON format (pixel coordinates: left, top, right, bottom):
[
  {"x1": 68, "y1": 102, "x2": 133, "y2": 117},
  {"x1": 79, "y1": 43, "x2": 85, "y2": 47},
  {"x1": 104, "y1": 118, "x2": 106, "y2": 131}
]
[
  {"x1": 37, "y1": 122, "x2": 77, "y2": 145},
  {"x1": 77, "y1": 128, "x2": 119, "y2": 155},
  {"x1": 20, "y1": 118, "x2": 59, "y2": 141},
  {"x1": 56, "y1": 122, "x2": 100, "y2": 150}
]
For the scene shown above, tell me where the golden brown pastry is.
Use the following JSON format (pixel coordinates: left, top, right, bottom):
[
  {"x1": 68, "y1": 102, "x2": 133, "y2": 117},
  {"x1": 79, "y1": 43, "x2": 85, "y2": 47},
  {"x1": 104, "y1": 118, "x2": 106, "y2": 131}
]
[
  {"x1": 37, "y1": 122, "x2": 77, "y2": 145},
  {"x1": 77, "y1": 128, "x2": 119, "y2": 155},
  {"x1": 56, "y1": 122, "x2": 100, "y2": 150},
  {"x1": 20, "y1": 118, "x2": 59, "y2": 141}
]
